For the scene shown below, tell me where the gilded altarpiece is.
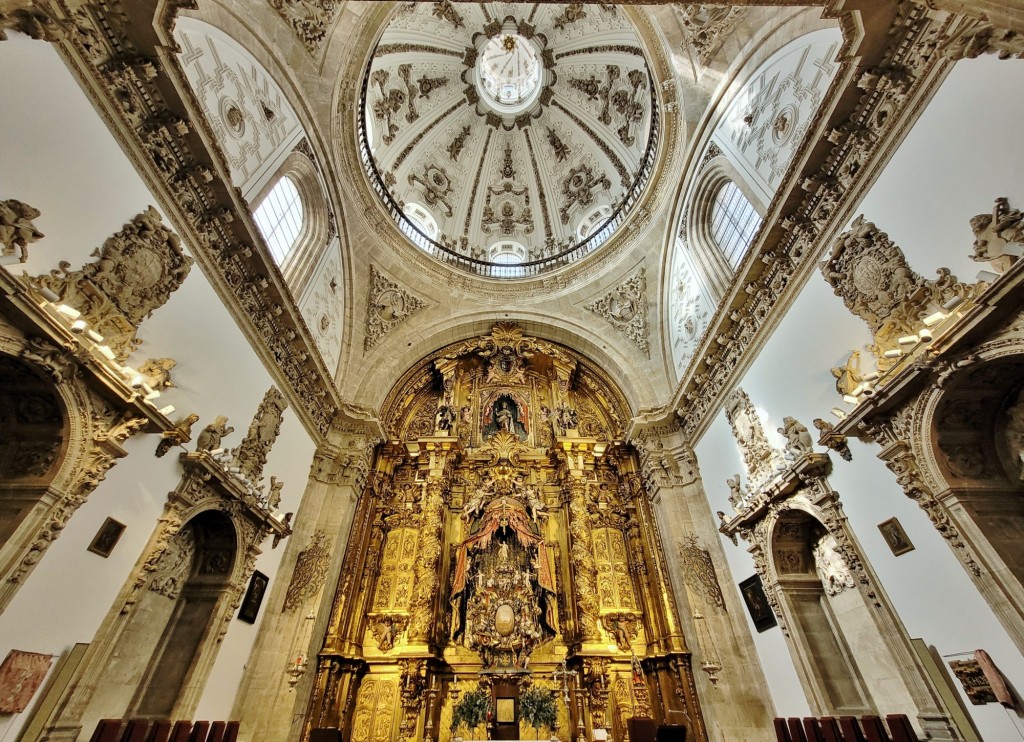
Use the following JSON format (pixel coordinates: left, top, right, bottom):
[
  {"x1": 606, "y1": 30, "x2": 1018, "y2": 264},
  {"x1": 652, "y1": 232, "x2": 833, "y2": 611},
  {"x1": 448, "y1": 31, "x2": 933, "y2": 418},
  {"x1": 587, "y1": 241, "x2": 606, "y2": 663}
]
[{"x1": 306, "y1": 325, "x2": 704, "y2": 742}]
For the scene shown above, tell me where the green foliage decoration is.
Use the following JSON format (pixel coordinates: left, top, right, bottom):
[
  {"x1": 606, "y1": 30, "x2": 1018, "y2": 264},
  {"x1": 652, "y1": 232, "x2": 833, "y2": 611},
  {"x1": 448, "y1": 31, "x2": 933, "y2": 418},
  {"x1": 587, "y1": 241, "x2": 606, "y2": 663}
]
[
  {"x1": 520, "y1": 685, "x2": 558, "y2": 738},
  {"x1": 451, "y1": 687, "x2": 490, "y2": 734}
]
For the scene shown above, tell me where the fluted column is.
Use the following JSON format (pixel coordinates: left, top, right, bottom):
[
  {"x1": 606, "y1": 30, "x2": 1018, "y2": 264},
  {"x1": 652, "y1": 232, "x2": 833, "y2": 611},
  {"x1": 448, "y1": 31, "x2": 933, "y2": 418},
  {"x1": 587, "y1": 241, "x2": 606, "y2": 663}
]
[{"x1": 231, "y1": 424, "x2": 381, "y2": 742}]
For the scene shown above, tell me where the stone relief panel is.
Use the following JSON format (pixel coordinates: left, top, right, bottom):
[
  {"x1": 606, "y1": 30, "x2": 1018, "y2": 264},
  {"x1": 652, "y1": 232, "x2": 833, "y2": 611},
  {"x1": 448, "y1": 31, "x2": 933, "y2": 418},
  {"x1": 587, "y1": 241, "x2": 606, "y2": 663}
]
[
  {"x1": 584, "y1": 266, "x2": 650, "y2": 357},
  {"x1": 175, "y1": 19, "x2": 302, "y2": 196},
  {"x1": 667, "y1": 239, "x2": 712, "y2": 379},
  {"x1": 673, "y1": 6, "x2": 744, "y2": 68},
  {"x1": 724, "y1": 388, "x2": 785, "y2": 491},
  {"x1": 713, "y1": 28, "x2": 841, "y2": 203},
  {"x1": 30, "y1": 207, "x2": 192, "y2": 362},
  {"x1": 364, "y1": 265, "x2": 427, "y2": 353},
  {"x1": 298, "y1": 246, "x2": 343, "y2": 373}
]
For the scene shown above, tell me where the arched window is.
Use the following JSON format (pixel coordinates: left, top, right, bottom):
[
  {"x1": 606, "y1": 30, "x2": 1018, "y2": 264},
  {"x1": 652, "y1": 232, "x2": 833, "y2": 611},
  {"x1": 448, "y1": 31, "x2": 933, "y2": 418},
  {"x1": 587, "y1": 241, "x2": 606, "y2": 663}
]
[
  {"x1": 489, "y1": 241, "x2": 526, "y2": 265},
  {"x1": 254, "y1": 176, "x2": 304, "y2": 264},
  {"x1": 404, "y1": 202, "x2": 439, "y2": 240},
  {"x1": 710, "y1": 180, "x2": 761, "y2": 267}
]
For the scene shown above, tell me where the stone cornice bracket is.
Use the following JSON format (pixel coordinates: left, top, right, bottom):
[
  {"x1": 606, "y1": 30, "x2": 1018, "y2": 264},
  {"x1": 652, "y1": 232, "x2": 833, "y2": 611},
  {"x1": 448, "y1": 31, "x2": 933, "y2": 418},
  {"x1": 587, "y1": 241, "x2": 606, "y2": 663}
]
[
  {"x1": 43, "y1": 1, "x2": 343, "y2": 442},
  {"x1": 584, "y1": 266, "x2": 651, "y2": 358},
  {"x1": 628, "y1": 413, "x2": 697, "y2": 495}
]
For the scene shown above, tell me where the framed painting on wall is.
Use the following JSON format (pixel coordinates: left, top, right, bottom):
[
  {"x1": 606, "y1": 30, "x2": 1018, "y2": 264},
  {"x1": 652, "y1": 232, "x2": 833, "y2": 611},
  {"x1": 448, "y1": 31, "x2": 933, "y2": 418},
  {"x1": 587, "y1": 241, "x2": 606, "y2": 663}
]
[
  {"x1": 878, "y1": 517, "x2": 915, "y2": 556},
  {"x1": 238, "y1": 571, "x2": 269, "y2": 624},
  {"x1": 87, "y1": 517, "x2": 126, "y2": 558},
  {"x1": 739, "y1": 574, "x2": 777, "y2": 633}
]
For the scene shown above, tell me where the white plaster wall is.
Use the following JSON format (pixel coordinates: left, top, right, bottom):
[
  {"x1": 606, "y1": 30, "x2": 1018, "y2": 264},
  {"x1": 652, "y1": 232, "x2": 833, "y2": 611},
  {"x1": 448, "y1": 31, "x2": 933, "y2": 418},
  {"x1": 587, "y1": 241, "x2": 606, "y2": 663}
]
[
  {"x1": 175, "y1": 18, "x2": 304, "y2": 201},
  {"x1": 694, "y1": 56, "x2": 1024, "y2": 740},
  {"x1": 0, "y1": 36, "x2": 314, "y2": 740}
]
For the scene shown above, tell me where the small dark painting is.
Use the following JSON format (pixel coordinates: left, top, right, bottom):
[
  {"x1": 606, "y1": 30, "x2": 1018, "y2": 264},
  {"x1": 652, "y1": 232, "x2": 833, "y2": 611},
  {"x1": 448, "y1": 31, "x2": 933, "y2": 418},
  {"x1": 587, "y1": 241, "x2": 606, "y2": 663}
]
[
  {"x1": 739, "y1": 573, "x2": 778, "y2": 633},
  {"x1": 238, "y1": 570, "x2": 269, "y2": 624},
  {"x1": 87, "y1": 517, "x2": 126, "y2": 558},
  {"x1": 878, "y1": 517, "x2": 915, "y2": 556}
]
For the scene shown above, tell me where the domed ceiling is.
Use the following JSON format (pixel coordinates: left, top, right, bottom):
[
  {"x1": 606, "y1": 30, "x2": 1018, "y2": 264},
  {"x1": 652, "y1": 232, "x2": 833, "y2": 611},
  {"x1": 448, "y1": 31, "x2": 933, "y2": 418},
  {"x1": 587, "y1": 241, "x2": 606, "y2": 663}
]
[{"x1": 360, "y1": 2, "x2": 658, "y2": 279}]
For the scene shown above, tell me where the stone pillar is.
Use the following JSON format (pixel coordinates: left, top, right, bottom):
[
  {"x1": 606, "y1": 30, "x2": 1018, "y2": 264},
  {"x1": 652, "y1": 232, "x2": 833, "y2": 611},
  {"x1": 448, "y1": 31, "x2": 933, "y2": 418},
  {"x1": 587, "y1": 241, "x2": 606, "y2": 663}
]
[
  {"x1": 631, "y1": 419, "x2": 776, "y2": 742},
  {"x1": 555, "y1": 437, "x2": 602, "y2": 646},
  {"x1": 231, "y1": 424, "x2": 380, "y2": 742}
]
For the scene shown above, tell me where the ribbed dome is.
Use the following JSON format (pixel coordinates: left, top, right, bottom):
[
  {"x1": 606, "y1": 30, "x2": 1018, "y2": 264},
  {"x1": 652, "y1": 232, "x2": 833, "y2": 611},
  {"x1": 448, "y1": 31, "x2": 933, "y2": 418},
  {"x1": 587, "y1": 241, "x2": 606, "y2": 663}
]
[{"x1": 360, "y1": 2, "x2": 658, "y2": 279}]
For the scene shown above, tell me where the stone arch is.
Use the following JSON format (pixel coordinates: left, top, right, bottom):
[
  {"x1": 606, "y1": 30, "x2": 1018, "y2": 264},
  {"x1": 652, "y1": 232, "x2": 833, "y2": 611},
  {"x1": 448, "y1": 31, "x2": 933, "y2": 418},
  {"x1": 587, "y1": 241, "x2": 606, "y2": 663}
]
[
  {"x1": 345, "y1": 312, "x2": 658, "y2": 416},
  {"x1": 754, "y1": 492, "x2": 961, "y2": 738},
  {"x1": 765, "y1": 505, "x2": 873, "y2": 716},
  {"x1": 48, "y1": 500, "x2": 252, "y2": 738},
  {"x1": 913, "y1": 345, "x2": 1024, "y2": 651},
  {"x1": 0, "y1": 329, "x2": 136, "y2": 609},
  {"x1": 0, "y1": 353, "x2": 68, "y2": 546}
]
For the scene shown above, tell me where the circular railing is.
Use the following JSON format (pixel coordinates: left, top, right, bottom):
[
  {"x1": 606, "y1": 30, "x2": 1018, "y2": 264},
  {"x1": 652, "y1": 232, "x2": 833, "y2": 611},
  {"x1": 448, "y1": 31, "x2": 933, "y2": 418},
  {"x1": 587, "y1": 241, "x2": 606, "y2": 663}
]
[{"x1": 357, "y1": 61, "x2": 661, "y2": 280}]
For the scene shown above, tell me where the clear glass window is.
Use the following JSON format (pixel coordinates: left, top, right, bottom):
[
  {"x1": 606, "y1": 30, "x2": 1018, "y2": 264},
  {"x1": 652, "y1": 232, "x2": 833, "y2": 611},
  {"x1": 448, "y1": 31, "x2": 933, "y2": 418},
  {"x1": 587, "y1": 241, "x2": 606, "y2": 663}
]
[
  {"x1": 254, "y1": 176, "x2": 303, "y2": 264},
  {"x1": 710, "y1": 181, "x2": 761, "y2": 267}
]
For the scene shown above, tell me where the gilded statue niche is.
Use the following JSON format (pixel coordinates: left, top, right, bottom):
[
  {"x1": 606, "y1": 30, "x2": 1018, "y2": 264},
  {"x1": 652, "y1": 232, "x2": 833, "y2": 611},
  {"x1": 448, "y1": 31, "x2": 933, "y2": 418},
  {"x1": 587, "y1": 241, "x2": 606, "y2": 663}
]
[{"x1": 308, "y1": 324, "x2": 708, "y2": 742}]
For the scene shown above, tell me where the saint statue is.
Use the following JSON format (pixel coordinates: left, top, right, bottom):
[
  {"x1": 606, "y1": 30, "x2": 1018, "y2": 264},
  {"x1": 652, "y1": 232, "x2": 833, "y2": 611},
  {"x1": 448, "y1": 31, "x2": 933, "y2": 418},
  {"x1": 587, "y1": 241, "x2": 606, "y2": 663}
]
[{"x1": 482, "y1": 394, "x2": 529, "y2": 441}]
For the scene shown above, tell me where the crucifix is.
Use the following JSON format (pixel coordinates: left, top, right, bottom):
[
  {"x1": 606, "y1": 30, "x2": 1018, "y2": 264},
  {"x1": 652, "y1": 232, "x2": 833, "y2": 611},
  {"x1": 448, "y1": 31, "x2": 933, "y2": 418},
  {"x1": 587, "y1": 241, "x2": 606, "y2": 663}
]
[{"x1": 552, "y1": 659, "x2": 586, "y2": 742}]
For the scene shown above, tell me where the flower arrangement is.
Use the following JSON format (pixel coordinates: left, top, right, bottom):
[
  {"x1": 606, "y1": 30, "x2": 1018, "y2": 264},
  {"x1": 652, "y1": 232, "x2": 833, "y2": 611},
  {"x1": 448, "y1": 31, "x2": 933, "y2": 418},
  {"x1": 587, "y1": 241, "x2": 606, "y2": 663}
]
[
  {"x1": 451, "y1": 686, "x2": 490, "y2": 738},
  {"x1": 519, "y1": 685, "x2": 558, "y2": 739}
]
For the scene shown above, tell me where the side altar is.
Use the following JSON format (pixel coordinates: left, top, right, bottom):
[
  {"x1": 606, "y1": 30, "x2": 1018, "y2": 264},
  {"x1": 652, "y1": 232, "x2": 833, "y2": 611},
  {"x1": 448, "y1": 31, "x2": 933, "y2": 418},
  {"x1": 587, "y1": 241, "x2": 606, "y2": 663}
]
[{"x1": 303, "y1": 324, "x2": 704, "y2": 741}]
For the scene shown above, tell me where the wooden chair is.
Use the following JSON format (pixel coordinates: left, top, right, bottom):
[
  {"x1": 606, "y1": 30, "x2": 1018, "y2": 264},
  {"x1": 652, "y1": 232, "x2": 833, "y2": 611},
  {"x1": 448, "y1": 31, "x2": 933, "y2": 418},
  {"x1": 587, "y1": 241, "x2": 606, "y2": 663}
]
[
  {"x1": 223, "y1": 721, "x2": 240, "y2": 742},
  {"x1": 774, "y1": 718, "x2": 794, "y2": 742},
  {"x1": 627, "y1": 717, "x2": 658, "y2": 742},
  {"x1": 89, "y1": 719, "x2": 123, "y2": 742},
  {"x1": 838, "y1": 717, "x2": 868, "y2": 742},
  {"x1": 786, "y1": 717, "x2": 809, "y2": 742},
  {"x1": 818, "y1": 717, "x2": 844, "y2": 742},
  {"x1": 860, "y1": 716, "x2": 890, "y2": 742},
  {"x1": 120, "y1": 720, "x2": 151, "y2": 742},
  {"x1": 885, "y1": 715, "x2": 920, "y2": 742},
  {"x1": 206, "y1": 721, "x2": 226, "y2": 742},
  {"x1": 145, "y1": 721, "x2": 172, "y2": 742},
  {"x1": 169, "y1": 721, "x2": 192, "y2": 742},
  {"x1": 188, "y1": 721, "x2": 210, "y2": 742}
]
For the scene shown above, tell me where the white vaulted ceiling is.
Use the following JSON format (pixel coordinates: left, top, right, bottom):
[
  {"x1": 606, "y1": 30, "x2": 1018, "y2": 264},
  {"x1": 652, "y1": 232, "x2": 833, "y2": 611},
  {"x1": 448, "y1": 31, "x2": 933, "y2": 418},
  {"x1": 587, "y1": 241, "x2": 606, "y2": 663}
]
[{"x1": 361, "y1": 2, "x2": 658, "y2": 278}]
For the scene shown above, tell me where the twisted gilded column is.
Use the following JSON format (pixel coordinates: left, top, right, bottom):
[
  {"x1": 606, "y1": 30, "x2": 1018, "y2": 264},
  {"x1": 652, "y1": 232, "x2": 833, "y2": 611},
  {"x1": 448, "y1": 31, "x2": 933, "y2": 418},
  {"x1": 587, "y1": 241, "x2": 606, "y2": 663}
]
[
  {"x1": 406, "y1": 437, "x2": 459, "y2": 646},
  {"x1": 556, "y1": 437, "x2": 602, "y2": 644}
]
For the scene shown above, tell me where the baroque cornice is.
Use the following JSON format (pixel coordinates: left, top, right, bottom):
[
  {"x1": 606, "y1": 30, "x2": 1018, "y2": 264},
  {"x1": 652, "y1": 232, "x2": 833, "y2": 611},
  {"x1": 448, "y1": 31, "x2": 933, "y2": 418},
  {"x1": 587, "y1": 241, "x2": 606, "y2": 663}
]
[
  {"x1": 670, "y1": 2, "x2": 967, "y2": 442},
  {"x1": 35, "y1": 0, "x2": 355, "y2": 442}
]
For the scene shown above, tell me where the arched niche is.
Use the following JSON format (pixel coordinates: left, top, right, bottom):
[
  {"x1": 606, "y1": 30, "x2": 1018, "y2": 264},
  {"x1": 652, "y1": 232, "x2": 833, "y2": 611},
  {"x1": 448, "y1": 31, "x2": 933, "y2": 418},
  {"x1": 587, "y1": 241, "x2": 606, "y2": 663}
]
[
  {"x1": 914, "y1": 351, "x2": 1024, "y2": 650},
  {"x1": 0, "y1": 354, "x2": 68, "y2": 545},
  {"x1": 768, "y1": 508, "x2": 872, "y2": 716}
]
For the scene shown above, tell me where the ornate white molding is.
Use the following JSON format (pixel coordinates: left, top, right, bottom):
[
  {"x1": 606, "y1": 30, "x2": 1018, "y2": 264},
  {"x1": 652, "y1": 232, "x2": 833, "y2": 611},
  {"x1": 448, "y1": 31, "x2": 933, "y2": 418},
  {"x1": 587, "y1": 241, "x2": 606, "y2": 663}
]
[
  {"x1": 364, "y1": 265, "x2": 427, "y2": 353},
  {"x1": 585, "y1": 266, "x2": 650, "y2": 357}
]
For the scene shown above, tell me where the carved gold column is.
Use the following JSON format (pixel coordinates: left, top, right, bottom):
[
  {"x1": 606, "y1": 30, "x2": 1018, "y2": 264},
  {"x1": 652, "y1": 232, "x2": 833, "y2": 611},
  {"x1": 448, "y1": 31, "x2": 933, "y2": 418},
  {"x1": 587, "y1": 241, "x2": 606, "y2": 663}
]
[
  {"x1": 232, "y1": 424, "x2": 381, "y2": 742},
  {"x1": 406, "y1": 437, "x2": 458, "y2": 646},
  {"x1": 556, "y1": 437, "x2": 602, "y2": 645}
]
